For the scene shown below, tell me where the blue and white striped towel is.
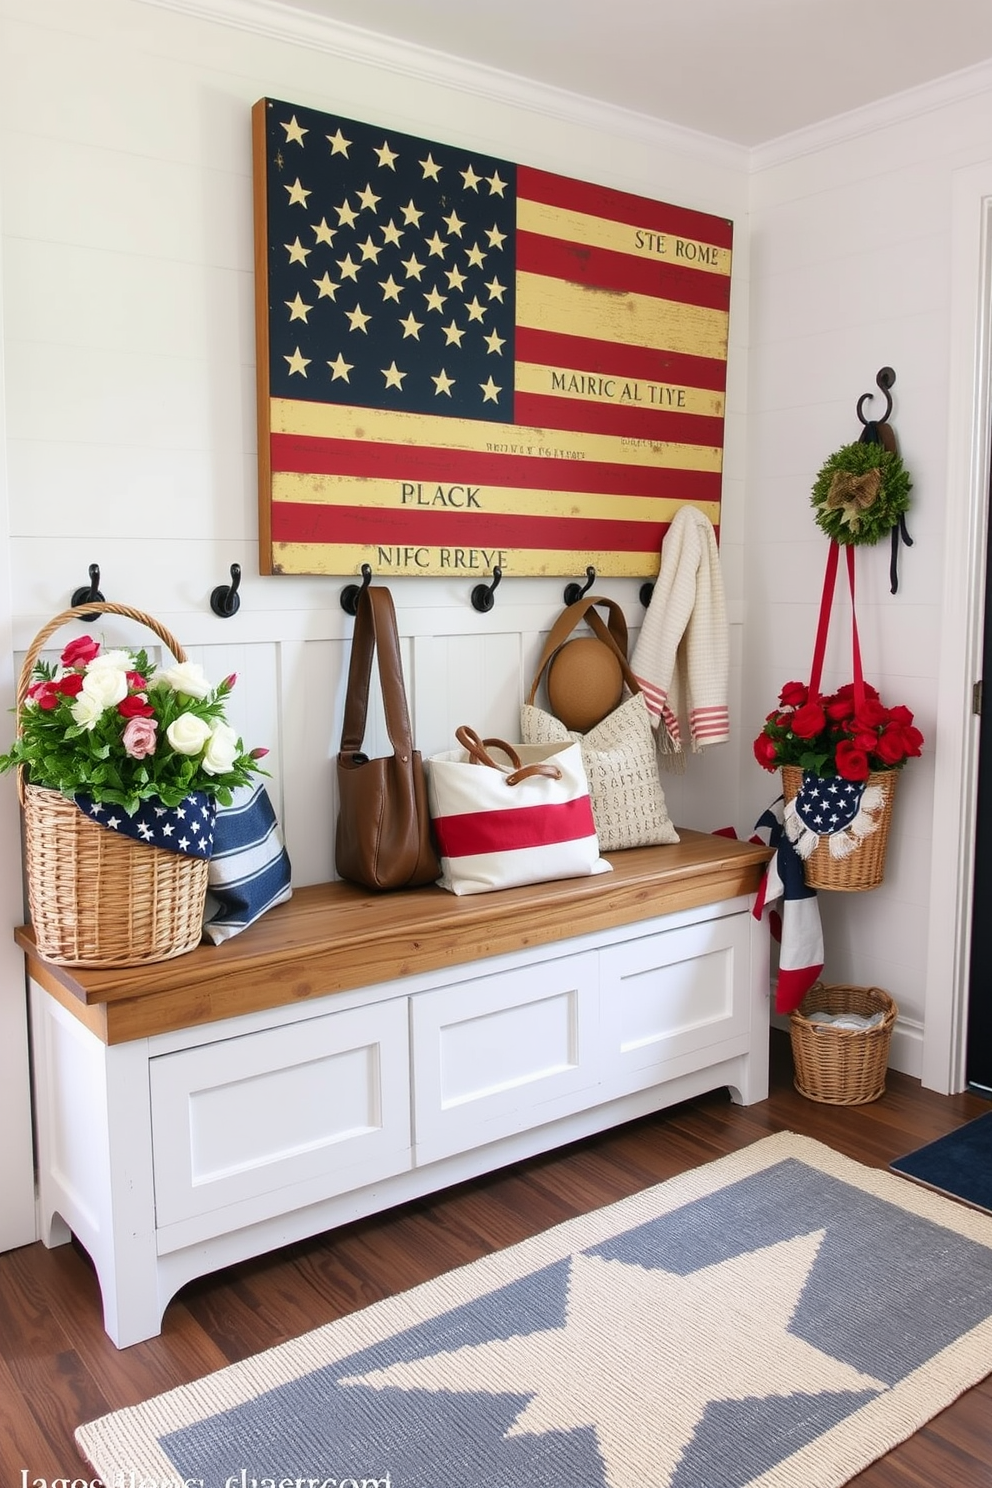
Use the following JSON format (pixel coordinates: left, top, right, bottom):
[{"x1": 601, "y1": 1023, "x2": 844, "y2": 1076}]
[{"x1": 203, "y1": 782, "x2": 292, "y2": 944}]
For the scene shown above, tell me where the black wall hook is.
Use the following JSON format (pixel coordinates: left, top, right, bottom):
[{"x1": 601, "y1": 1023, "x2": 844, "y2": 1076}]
[
  {"x1": 563, "y1": 565, "x2": 596, "y2": 605},
  {"x1": 471, "y1": 566, "x2": 502, "y2": 613},
  {"x1": 71, "y1": 563, "x2": 105, "y2": 622},
  {"x1": 639, "y1": 581, "x2": 655, "y2": 608},
  {"x1": 341, "y1": 563, "x2": 372, "y2": 615},
  {"x1": 210, "y1": 563, "x2": 242, "y2": 618},
  {"x1": 857, "y1": 366, "x2": 895, "y2": 426}
]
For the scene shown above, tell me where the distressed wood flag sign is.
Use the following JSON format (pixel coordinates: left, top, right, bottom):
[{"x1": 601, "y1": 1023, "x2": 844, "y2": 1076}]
[{"x1": 253, "y1": 98, "x2": 733, "y2": 579}]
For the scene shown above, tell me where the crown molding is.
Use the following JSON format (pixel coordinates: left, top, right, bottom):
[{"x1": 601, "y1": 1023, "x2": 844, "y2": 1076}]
[
  {"x1": 134, "y1": 0, "x2": 749, "y2": 173},
  {"x1": 752, "y1": 55, "x2": 992, "y2": 171}
]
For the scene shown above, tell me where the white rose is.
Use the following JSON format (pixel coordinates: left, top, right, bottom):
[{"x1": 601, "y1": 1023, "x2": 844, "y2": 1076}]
[
  {"x1": 201, "y1": 720, "x2": 240, "y2": 776},
  {"x1": 160, "y1": 661, "x2": 211, "y2": 700},
  {"x1": 70, "y1": 691, "x2": 105, "y2": 731},
  {"x1": 166, "y1": 712, "x2": 212, "y2": 756},
  {"x1": 80, "y1": 665, "x2": 128, "y2": 710},
  {"x1": 86, "y1": 649, "x2": 133, "y2": 674}
]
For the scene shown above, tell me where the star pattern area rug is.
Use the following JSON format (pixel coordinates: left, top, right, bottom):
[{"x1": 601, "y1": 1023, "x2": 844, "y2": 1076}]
[{"x1": 76, "y1": 1132, "x2": 992, "y2": 1488}]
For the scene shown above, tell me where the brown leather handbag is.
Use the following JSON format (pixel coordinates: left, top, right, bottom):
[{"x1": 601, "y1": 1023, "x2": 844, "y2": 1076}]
[{"x1": 335, "y1": 584, "x2": 440, "y2": 891}]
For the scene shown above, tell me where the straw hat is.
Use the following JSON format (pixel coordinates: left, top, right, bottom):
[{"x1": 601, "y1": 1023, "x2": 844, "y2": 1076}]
[{"x1": 546, "y1": 636, "x2": 625, "y2": 733}]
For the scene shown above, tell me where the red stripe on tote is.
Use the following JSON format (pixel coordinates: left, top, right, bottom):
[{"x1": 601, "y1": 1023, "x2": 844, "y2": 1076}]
[{"x1": 433, "y1": 796, "x2": 596, "y2": 858}]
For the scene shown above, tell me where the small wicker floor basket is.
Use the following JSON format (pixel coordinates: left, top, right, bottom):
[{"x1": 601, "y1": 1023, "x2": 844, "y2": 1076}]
[
  {"x1": 790, "y1": 982, "x2": 898, "y2": 1105},
  {"x1": 17, "y1": 602, "x2": 209, "y2": 967},
  {"x1": 781, "y1": 764, "x2": 897, "y2": 892}
]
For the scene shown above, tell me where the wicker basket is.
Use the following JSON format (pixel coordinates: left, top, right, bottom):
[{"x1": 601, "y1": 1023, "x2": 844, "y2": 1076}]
[
  {"x1": 16, "y1": 602, "x2": 209, "y2": 967},
  {"x1": 781, "y1": 764, "x2": 897, "y2": 892},
  {"x1": 790, "y1": 982, "x2": 897, "y2": 1105}
]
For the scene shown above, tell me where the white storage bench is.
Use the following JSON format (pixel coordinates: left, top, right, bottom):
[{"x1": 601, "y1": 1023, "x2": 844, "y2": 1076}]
[{"x1": 19, "y1": 829, "x2": 771, "y2": 1348}]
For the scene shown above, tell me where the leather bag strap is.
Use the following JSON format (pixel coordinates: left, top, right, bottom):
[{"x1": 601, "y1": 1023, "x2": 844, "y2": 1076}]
[
  {"x1": 340, "y1": 585, "x2": 416, "y2": 760},
  {"x1": 454, "y1": 725, "x2": 563, "y2": 785},
  {"x1": 808, "y1": 541, "x2": 865, "y2": 708},
  {"x1": 526, "y1": 597, "x2": 639, "y2": 706}
]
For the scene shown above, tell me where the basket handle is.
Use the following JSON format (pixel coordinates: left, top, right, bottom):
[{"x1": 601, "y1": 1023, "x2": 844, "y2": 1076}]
[{"x1": 14, "y1": 602, "x2": 190, "y2": 804}]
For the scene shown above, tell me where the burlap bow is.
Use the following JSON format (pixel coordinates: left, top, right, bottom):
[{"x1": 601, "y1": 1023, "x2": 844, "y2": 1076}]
[{"x1": 825, "y1": 467, "x2": 882, "y2": 531}]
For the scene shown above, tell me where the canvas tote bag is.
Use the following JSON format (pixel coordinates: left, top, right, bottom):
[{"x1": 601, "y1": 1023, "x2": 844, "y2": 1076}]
[
  {"x1": 521, "y1": 597, "x2": 679, "y2": 852},
  {"x1": 335, "y1": 584, "x2": 440, "y2": 892},
  {"x1": 426, "y1": 726, "x2": 611, "y2": 895}
]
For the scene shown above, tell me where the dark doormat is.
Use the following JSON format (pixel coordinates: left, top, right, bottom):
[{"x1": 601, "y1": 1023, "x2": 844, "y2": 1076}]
[{"x1": 891, "y1": 1110, "x2": 992, "y2": 1214}]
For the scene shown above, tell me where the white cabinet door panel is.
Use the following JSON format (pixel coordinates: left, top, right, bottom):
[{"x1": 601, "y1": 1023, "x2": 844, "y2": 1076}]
[
  {"x1": 599, "y1": 914, "x2": 750, "y2": 1096},
  {"x1": 150, "y1": 999, "x2": 410, "y2": 1228},
  {"x1": 412, "y1": 952, "x2": 599, "y2": 1166}
]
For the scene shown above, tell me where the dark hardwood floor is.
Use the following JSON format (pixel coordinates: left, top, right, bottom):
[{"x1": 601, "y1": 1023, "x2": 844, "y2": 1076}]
[{"x1": 1, "y1": 1030, "x2": 990, "y2": 1487}]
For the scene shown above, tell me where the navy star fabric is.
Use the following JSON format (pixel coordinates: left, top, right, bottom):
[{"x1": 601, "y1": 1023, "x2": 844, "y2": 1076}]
[
  {"x1": 793, "y1": 770, "x2": 865, "y2": 837},
  {"x1": 75, "y1": 791, "x2": 217, "y2": 859}
]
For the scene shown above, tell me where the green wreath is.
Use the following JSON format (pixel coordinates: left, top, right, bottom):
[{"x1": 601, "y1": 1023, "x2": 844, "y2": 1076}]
[{"x1": 810, "y1": 440, "x2": 912, "y2": 546}]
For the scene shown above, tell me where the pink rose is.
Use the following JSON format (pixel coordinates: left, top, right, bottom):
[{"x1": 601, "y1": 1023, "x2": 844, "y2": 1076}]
[
  {"x1": 122, "y1": 717, "x2": 158, "y2": 759},
  {"x1": 61, "y1": 635, "x2": 100, "y2": 669}
]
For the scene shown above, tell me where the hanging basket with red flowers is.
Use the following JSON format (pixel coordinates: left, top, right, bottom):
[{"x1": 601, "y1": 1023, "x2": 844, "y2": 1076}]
[{"x1": 752, "y1": 544, "x2": 923, "y2": 891}]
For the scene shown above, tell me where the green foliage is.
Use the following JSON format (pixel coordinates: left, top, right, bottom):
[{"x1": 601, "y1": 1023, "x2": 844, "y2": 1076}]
[
  {"x1": 811, "y1": 440, "x2": 912, "y2": 546},
  {"x1": 0, "y1": 638, "x2": 265, "y2": 816}
]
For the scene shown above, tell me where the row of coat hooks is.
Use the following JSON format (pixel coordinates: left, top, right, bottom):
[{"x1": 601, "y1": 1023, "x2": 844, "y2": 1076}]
[
  {"x1": 340, "y1": 562, "x2": 655, "y2": 615},
  {"x1": 69, "y1": 560, "x2": 653, "y2": 620},
  {"x1": 69, "y1": 563, "x2": 243, "y2": 621}
]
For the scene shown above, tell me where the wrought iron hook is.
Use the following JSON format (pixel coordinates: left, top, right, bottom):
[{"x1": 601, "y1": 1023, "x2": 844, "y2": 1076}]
[
  {"x1": 471, "y1": 566, "x2": 502, "y2": 613},
  {"x1": 341, "y1": 563, "x2": 372, "y2": 615},
  {"x1": 563, "y1": 565, "x2": 596, "y2": 605},
  {"x1": 856, "y1": 366, "x2": 895, "y2": 426},
  {"x1": 210, "y1": 563, "x2": 242, "y2": 618},
  {"x1": 71, "y1": 563, "x2": 105, "y2": 622}
]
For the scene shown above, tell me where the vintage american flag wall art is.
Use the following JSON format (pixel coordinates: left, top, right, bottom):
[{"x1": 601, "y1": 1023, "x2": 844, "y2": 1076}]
[{"x1": 253, "y1": 97, "x2": 733, "y2": 579}]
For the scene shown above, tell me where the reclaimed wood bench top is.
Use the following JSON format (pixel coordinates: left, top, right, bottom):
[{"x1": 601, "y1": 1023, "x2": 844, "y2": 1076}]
[{"x1": 16, "y1": 829, "x2": 770, "y2": 1044}]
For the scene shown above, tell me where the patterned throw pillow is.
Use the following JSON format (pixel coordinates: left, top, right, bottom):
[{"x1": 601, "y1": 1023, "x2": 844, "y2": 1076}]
[
  {"x1": 203, "y1": 782, "x2": 292, "y2": 944},
  {"x1": 521, "y1": 693, "x2": 680, "y2": 852}
]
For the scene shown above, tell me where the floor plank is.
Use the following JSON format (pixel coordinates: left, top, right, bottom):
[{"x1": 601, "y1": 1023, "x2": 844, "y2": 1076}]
[{"x1": 1, "y1": 1031, "x2": 989, "y2": 1485}]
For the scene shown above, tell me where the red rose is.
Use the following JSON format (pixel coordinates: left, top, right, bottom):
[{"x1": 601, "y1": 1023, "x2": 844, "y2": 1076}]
[
  {"x1": 126, "y1": 670, "x2": 148, "y2": 690},
  {"x1": 36, "y1": 686, "x2": 60, "y2": 711},
  {"x1": 824, "y1": 696, "x2": 855, "y2": 722},
  {"x1": 849, "y1": 728, "x2": 878, "y2": 751},
  {"x1": 834, "y1": 682, "x2": 879, "y2": 702},
  {"x1": 790, "y1": 701, "x2": 827, "y2": 740},
  {"x1": 778, "y1": 681, "x2": 808, "y2": 709},
  {"x1": 854, "y1": 698, "x2": 888, "y2": 728},
  {"x1": 836, "y1": 740, "x2": 870, "y2": 781},
  {"x1": 874, "y1": 726, "x2": 907, "y2": 765},
  {"x1": 118, "y1": 694, "x2": 155, "y2": 718},
  {"x1": 900, "y1": 724, "x2": 924, "y2": 758},
  {"x1": 887, "y1": 705, "x2": 915, "y2": 728},
  {"x1": 60, "y1": 635, "x2": 100, "y2": 669},
  {"x1": 753, "y1": 733, "x2": 779, "y2": 771},
  {"x1": 54, "y1": 672, "x2": 84, "y2": 697}
]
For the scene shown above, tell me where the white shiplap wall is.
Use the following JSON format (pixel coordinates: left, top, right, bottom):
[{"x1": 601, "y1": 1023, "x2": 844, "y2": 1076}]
[
  {"x1": 745, "y1": 83, "x2": 992, "y2": 1087},
  {"x1": 0, "y1": 0, "x2": 750, "y2": 1247}
]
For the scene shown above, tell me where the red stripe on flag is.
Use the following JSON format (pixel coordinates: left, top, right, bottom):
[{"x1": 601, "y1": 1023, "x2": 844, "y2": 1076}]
[
  {"x1": 518, "y1": 231, "x2": 731, "y2": 311},
  {"x1": 516, "y1": 327, "x2": 729, "y2": 393},
  {"x1": 432, "y1": 796, "x2": 597, "y2": 858},
  {"x1": 271, "y1": 500, "x2": 676, "y2": 553},
  {"x1": 519, "y1": 165, "x2": 734, "y2": 248},
  {"x1": 270, "y1": 434, "x2": 724, "y2": 502},
  {"x1": 513, "y1": 393, "x2": 725, "y2": 448}
]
